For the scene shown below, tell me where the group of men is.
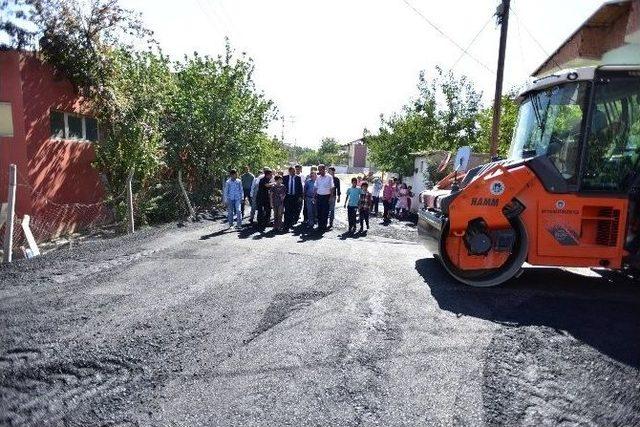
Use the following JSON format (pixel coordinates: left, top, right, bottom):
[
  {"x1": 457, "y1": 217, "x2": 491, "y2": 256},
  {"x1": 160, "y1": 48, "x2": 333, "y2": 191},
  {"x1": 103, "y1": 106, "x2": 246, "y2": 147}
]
[
  {"x1": 223, "y1": 165, "x2": 415, "y2": 233},
  {"x1": 223, "y1": 164, "x2": 342, "y2": 232}
]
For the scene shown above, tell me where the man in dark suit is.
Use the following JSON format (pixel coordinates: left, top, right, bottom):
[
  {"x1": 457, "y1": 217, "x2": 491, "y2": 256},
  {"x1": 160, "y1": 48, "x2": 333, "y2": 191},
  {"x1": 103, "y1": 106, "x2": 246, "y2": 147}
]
[
  {"x1": 256, "y1": 168, "x2": 273, "y2": 230},
  {"x1": 283, "y1": 166, "x2": 303, "y2": 230}
]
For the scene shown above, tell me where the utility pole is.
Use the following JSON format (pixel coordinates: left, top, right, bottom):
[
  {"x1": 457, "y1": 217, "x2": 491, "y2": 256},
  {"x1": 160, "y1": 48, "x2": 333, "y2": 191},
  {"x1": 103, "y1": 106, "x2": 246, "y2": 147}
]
[
  {"x1": 281, "y1": 115, "x2": 285, "y2": 144},
  {"x1": 280, "y1": 115, "x2": 296, "y2": 146},
  {"x1": 490, "y1": 0, "x2": 510, "y2": 159}
]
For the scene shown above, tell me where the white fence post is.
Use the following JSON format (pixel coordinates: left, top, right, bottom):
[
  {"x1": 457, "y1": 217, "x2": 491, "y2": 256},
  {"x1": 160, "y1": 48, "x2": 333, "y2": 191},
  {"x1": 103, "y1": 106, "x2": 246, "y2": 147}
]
[
  {"x1": 127, "y1": 169, "x2": 135, "y2": 234},
  {"x1": 21, "y1": 215, "x2": 40, "y2": 258},
  {"x1": 3, "y1": 164, "x2": 17, "y2": 263}
]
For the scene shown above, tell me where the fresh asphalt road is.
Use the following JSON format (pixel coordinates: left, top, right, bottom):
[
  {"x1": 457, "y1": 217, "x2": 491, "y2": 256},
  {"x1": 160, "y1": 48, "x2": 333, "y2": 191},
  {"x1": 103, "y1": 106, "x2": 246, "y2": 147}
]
[{"x1": 0, "y1": 210, "x2": 639, "y2": 426}]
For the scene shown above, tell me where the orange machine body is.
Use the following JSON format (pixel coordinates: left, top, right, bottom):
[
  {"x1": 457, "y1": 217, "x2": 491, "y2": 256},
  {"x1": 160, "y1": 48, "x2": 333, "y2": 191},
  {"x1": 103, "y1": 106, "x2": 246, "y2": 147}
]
[{"x1": 444, "y1": 163, "x2": 629, "y2": 271}]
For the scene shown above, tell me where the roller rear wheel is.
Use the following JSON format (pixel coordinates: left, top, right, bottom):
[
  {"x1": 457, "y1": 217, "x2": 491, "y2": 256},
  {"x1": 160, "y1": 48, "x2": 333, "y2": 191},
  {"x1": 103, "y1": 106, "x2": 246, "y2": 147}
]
[{"x1": 438, "y1": 217, "x2": 528, "y2": 287}]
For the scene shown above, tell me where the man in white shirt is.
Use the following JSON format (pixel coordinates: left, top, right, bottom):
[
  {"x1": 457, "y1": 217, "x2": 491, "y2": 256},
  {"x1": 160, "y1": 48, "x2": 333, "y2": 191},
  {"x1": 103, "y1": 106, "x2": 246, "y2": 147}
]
[{"x1": 314, "y1": 164, "x2": 334, "y2": 231}]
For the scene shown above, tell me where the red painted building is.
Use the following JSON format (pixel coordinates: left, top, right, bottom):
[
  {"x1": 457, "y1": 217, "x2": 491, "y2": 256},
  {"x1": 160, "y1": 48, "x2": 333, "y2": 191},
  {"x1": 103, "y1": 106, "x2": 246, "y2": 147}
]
[{"x1": 0, "y1": 50, "x2": 107, "y2": 239}]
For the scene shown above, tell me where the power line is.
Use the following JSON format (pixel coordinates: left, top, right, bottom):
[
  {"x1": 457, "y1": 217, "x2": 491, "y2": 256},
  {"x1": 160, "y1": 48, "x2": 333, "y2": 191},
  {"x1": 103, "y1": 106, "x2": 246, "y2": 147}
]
[
  {"x1": 513, "y1": 4, "x2": 526, "y2": 67},
  {"x1": 205, "y1": 0, "x2": 237, "y2": 39},
  {"x1": 195, "y1": 0, "x2": 227, "y2": 40},
  {"x1": 510, "y1": 4, "x2": 562, "y2": 72},
  {"x1": 451, "y1": 15, "x2": 493, "y2": 70},
  {"x1": 399, "y1": 0, "x2": 495, "y2": 74}
]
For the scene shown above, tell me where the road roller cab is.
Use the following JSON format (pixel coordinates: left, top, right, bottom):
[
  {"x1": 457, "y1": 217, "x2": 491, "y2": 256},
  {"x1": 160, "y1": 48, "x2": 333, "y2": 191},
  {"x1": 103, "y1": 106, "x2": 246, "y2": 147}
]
[{"x1": 418, "y1": 65, "x2": 640, "y2": 286}]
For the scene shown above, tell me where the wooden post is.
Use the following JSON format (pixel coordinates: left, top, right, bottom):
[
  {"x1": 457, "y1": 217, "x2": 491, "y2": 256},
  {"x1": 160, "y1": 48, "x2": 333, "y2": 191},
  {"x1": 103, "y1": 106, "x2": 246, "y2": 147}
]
[
  {"x1": 127, "y1": 169, "x2": 135, "y2": 234},
  {"x1": 178, "y1": 170, "x2": 196, "y2": 220},
  {"x1": 490, "y1": 0, "x2": 511, "y2": 159},
  {"x1": 3, "y1": 164, "x2": 17, "y2": 263}
]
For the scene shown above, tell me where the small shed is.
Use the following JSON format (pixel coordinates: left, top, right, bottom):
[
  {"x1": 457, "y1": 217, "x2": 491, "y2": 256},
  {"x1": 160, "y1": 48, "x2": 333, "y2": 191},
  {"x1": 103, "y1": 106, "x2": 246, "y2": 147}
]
[{"x1": 345, "y1": 138, "x2": 375, "y2": 173}]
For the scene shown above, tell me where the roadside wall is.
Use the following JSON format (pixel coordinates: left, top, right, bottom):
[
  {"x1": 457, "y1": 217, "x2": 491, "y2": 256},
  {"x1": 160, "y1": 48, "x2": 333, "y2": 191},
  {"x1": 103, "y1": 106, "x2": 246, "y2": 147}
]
[{"x1": 0, "y1": 50, "x2": 32, "y2": 217}]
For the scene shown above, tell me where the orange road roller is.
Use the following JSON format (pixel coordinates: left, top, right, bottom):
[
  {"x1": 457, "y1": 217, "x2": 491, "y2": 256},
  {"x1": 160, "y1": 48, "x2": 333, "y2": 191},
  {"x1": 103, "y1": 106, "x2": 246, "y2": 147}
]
[{"x1": 418, "y1": 65, "x2": 640, "y2": 286}]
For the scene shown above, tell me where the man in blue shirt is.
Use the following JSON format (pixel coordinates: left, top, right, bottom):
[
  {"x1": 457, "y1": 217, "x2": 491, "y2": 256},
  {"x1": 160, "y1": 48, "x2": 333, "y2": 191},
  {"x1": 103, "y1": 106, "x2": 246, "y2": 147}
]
[{"x1": 224, "y1": 169, "x2": 244, "y2": 229}]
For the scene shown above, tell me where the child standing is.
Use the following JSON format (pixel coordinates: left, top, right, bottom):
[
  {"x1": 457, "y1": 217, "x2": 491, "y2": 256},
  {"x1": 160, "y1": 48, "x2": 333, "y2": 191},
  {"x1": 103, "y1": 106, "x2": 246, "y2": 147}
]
[
  {"x1": 270, "y1": 175, "x2": 286, "y2": 231},
  {"x1": 396, "y1": 183, "x2": 409, "y2": 219},
  {"x1": 372, "y1": 177, "x2": 382, "y2": 216},
  {"x1": 358, "y1": 182, "x2": 372, "y2": 232},
  {"x1": 344, "y1": 177, "x2": 361, "y2": 233}
]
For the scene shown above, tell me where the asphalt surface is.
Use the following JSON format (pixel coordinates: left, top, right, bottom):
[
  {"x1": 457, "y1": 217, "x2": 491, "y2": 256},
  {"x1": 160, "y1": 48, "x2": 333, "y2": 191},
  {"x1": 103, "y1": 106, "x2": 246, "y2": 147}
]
[{"x1": 1, "y1": 205, "x2": 639, "y2": 426}]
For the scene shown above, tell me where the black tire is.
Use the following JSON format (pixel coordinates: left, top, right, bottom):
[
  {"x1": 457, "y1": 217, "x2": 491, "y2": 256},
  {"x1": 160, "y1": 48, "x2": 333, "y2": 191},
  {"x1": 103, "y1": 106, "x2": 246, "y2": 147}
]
[{"x1": 437, "y1": 217, "x2": 528, "y2": 287}]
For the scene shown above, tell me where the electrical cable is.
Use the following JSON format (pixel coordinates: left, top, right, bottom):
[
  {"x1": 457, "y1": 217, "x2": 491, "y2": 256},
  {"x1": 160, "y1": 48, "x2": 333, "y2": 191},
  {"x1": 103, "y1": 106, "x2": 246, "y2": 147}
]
[
  {"x1": 195, "y1": 0, "x2": 228, "y2": 40},
  {"x1": 399, "y1": 0, "x2": 495, "y2": 74},
  {"x1": 450, "y1": 15, "x2": 493, "y2": 70},
  {"x1": 510, "y1": 4, "x2": 563, "y2": 72}
]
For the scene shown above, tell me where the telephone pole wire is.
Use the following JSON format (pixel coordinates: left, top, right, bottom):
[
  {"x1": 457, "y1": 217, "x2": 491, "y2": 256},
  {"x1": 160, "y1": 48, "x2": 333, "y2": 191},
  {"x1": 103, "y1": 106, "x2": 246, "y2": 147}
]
[{"x1": 490, "y1": 0, "x2": 511, "y2": 159}]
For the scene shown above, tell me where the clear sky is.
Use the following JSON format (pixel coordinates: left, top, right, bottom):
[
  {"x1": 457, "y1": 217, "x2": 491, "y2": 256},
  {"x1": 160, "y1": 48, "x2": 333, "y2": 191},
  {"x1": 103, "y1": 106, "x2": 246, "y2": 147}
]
[{"x1": 120, "y1": 0, "x2": 606, "y2": 148}]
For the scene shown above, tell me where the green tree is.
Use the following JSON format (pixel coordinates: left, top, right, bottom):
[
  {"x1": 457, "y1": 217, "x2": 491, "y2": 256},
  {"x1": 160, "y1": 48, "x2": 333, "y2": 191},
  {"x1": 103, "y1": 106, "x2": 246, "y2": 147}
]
[
  {"x1": 93, "y1": 49, "x2": 176, "y2": 224},
  {"x1": 317, "y1": 137, "x2": 346, "y2": 165},
  {"x1": 477, "y1": 90, "x2": 520, "y2": 156},
  {"x1": 285, "y1": 144, "x2": 320, "y2": 166},
  {"x1": 94, "y1": 49, "x2": 174, "y2": 193},
  {"x1": 1, "y1": 0, "x2": 173, "y2": 224},
  {"x1": 1, "y1": 0, "x2": 152, "y2": 101},
  {"x1": 3, "y1": 0, "x2": 284, "y2": 223},
  {"x1": 367, "y1": 66, "x2": 517, "y2": 176},
  {"x1": 428, "y1": 66, "x2": 483, "y2": 150},
  {"x1": 366, "y1": 68, "x2": 441, "y2": 176},
  {"x1": 164, "y1": 44, "x2": 278, "y2": 207}
]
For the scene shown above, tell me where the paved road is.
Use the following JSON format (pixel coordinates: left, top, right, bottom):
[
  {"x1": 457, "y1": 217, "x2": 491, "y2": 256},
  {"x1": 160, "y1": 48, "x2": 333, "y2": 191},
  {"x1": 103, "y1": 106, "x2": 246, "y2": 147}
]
[{"x1": 1, "y1": 215, "x2": 639, "y2": 426}]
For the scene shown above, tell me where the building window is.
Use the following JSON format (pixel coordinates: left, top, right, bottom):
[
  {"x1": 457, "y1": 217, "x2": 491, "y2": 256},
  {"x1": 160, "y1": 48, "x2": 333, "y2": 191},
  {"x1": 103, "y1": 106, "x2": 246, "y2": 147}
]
[
  {"x1": 85, "y1": 117, "x2": 98, "y2": 141},
  {"x1": 67, "y1": 115, "x2": 83, "y2": 139},
  {"x1": 50, "y1": 110, "x2": 98, "y2": 142},
  {"x1": 51, "y1": 111, "x2": 65, "y2": 138},
  {"x1": 0, "y1": 102, "x2": 14, "y2": 137}
]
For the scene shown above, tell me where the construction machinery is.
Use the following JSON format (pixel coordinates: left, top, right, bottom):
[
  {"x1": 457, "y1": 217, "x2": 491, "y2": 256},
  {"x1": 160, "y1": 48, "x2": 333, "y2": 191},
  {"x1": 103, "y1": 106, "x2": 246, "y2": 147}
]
[{"x1": 417, "y1": 66, "x2": 640, "y2": 286}]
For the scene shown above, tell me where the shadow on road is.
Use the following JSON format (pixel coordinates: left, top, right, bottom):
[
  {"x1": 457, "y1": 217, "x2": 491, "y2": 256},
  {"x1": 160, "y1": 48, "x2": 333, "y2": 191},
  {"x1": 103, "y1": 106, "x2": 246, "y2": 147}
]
[
  {"x1": 296, "y1": 228, "x2": 327, "y2": 242},
  {"x1": 339, "y1": 230, "x2": 368, "y2": 240},
  {"x1": 200, "y1": 228, "x2": 233, "y2": 240},
  {"x1": 415, "y1": 258, "x2": 640, "y2": 367}
]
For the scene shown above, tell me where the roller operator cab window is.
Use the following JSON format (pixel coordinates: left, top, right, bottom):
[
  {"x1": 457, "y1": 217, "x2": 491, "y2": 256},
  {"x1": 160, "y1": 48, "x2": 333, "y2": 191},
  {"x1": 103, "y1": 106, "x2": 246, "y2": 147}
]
[
  {"x1": 509, "y1": 82, "x2": 589, "y2": 186},
  {"x1": 581, "y1": 72, "x2": 640, "y2": 193}
]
